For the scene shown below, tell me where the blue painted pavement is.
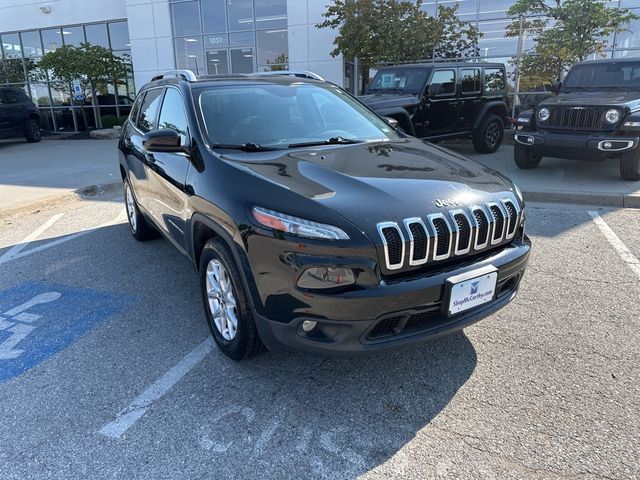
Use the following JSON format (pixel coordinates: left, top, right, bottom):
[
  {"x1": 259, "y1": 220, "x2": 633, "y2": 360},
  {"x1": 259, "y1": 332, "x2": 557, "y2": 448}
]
[{"x1": 0, "y1": 281, "x2": 137, "y2": 384}]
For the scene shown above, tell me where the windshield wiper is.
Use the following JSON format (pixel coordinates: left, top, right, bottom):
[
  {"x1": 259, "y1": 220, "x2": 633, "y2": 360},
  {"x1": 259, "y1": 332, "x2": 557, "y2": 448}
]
[
  {"x1": 288, "y1": 137, "x2": 363, "y2": 148},
  {"x1": 210, "y1": 143, "x2": 282, "y2": 152}
]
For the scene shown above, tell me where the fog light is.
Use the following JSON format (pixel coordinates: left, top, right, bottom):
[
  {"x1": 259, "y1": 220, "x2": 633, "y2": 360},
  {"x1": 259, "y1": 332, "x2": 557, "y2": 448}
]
[
  {"x1": 297, "y1": 266, "x2": 356, "y2": 289},
  {"x1": 302, "y1": 320, "x2": 317, "y2": 332},
  {"x1": 603, "y1": 141, "x2": 612, "y2": 149}
]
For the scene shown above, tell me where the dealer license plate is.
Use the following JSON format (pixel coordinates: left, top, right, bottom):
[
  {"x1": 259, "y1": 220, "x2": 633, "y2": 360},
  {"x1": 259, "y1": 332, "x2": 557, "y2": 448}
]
[{"x1": 447, "y1": 267, "x2": 498, "y2": 316}]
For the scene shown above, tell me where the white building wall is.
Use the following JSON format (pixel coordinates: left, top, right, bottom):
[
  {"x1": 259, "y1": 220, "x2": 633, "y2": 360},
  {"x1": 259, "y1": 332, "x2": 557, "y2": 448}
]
[
  {"x1": 125, "y1": 0, "x2": 175, "y2": 89},
  {"x1": 0, "y1": 0, "x2": 127, "y2": 32},
  {"x1": 286, "y1": 0, "x2": 344, "y2": 87}
]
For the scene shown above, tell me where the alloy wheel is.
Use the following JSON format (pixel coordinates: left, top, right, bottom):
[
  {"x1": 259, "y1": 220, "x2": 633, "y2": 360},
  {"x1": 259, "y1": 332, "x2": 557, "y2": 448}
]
[
  {"x1": 205, "y1": 259, "x2": 238, "y2": 341},
  {"x1": 125, "y1": 183, "x2": 137, "y2": 232},
  {"x1": 485, "y1": 122, "x2": 501, "y2": 148}
]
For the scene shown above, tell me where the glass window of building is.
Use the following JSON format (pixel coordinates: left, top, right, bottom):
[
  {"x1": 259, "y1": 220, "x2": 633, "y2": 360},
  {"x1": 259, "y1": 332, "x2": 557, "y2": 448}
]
[
  {"x1": 206, "y1": 50, "x2": 230, "y2": 74},
  {"x1": 2, "y1": 33, "x2": 22, "y2": 59},
  {"x1": 85, "y1": 24, "x2": 109, "y2": 48},
  {"x1": 172, "y1": 1, "x2": 202, "y2": 36},
  {"x1": 231, "y1": 47, "x2": 254, "y2": 73},
  {"x1": 202, "y1": 0, "x2": 228, "y2": 34},
  {"x1": 20, "y1": 31, "x2": 43, "y2": 57},
  {"x1": 108, "y1": 22, "x2": 130, "y2": 50},
  {"x1": 62, "y1": 26, "x2": 84, "y2": 47},
  {"x1": 41, "y1": 28, "x2": 62, "y2": 53},
  {"x1": 478, "y1": 19, "x2": 518, "y2": 57},
  {"x1": 478, "y1": 0, "x2": 512, "y2": 20},
  {"x1": 254, "y1": 0, "x2": 287, "y2": 29},
  {"x1": 256, "y1": 29, "x2": 287, "y2": 66},
  {"x1": 228, "y1": 0, "x2": 254, "y2": 31},
  {"x1": 615, "y1": 16, "x2": 640, "y2": 50},
  {"x1": 174, "y1": 36, "x2": 205, "y2": 73},
  {"x1": 229, "y1": 31, "x2": 254, "y2": 46},
  {"x1": 438, "y1": 0, "x2": 477, "y2": 21}
]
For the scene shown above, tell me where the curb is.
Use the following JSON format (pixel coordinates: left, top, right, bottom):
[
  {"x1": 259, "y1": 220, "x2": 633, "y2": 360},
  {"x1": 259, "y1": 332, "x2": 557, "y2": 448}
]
[
  {"x1": 523, "y1": 190, "x2": 640, "y2": 208},
  {"x1": 0, "y1": 181, "x2": 121, "y2": 221}
]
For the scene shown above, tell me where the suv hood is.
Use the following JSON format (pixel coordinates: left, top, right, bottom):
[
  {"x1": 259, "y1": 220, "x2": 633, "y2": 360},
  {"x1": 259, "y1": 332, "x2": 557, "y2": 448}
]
[
  {"x1": 221, "y1": 138, "x2": 515, "y2": 238},
  {"x1": 358, "y1": 93, "x2": 421, "y2": 110},
  {"x1": 541, "y1": 91, "x2": 640, "y2": 110}
]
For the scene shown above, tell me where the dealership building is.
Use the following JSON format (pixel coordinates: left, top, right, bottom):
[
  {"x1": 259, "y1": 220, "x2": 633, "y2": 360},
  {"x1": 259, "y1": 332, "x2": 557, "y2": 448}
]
[{"x1": 1, "y1": 0, "x2": 639, "y2": 132}]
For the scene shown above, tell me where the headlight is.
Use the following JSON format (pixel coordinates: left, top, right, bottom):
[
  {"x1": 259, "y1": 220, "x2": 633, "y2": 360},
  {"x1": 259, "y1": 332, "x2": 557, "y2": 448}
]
[
  {"x1": 252, "y1": 207, "x2": 349, "y2": 240},
  {"x1": 605, "y1": 109, "x2": 621, "y2": 124},
  {"x1": 537, "y1": 108, "x2": 550, "y2": 122},
  {"x1": 297, "y1": 267, "x2": 356, "y2": 289}
]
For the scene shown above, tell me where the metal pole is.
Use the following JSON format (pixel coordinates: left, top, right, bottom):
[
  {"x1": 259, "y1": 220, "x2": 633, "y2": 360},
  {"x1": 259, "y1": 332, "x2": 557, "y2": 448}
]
[
  {"x1": 353, "y1": 56, "x2": 360, "y2": 94},
  {"x1": 512, "y1": 15, "x2": 525, "y2": 122}
]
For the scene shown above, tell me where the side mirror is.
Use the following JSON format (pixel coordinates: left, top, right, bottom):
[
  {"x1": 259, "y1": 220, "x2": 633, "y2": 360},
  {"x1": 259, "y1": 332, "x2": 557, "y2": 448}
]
[
  {"x1": 383, "y1": 116, "x2": 399, "y2": 128},
  {"x1": 428, "y1": 83, "x2": 443, "y2": 97},
  {"x1": 142, "y1": 129, "x2": 183, "y2": 153},
  {"x1": 551, "y1": 81, "x2": 562, "y2": 94}
]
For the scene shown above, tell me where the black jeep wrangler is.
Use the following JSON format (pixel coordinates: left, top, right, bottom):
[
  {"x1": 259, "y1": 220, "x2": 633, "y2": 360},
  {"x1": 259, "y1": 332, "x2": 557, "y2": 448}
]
[
  {"x1": 513, "y1": 58, "x2": 640, "y2": 181},
  {"x1": 119, "y1": 69, "x2": 530, "y2": 360},
  {"x1": 360, "y1": 62, "x2": 510, "y2": 154},
  {"x1": 0, "y1": 87, "x2": 41, "y2": 143}
]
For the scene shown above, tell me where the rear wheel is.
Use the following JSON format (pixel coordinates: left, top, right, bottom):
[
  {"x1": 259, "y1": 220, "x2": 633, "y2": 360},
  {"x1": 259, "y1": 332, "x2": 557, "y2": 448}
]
[
  {"x1": 124, "y1": 179, "x2": 156, "y2": 241},
  {"x1": 473, "y1": 114, "x2": 504, "y2": 154},
  {"x1": 199, "y1": 238, "x2": 264, "y2": 361},
  {"x1": 514, "y1": 142, "x2": 542, "y2": 170},
  {"x1": 620, "y1": 149, "x2": 640, "y2": 181},
  {"x1": 24, "y1": 118, "x2": 41, "y2": 143}
]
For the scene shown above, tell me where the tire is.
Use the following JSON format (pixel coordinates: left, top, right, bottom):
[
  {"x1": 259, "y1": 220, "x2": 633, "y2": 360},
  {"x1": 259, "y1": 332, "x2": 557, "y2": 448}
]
[
  {"x1": 124, "y1": 178, "x2": 156, "y2": 241},
  {"x1": 24, "y1": 118, "x2": 41, "y2": 143},
  {"x1": 514, "y1": 142, "x2": 542, "y2": 170},
  {"x1": 472, "y1": 114, "x2": 504, "y2": 154},
  {"x1": 620, "y1": 149, "x2": 640, "y2": 181},
  {"x1": 199, "y1": 238, "x2": 264, "y2": 361}
]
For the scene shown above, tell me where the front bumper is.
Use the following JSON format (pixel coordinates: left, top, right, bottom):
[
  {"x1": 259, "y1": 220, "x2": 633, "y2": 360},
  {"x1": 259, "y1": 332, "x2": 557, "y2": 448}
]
[
  {"x1": 514, "y1": 131, "x2": 640, "y2": 159},
  {"x1": 254, "y1": 236, "x2": 531, "y2": 355}
]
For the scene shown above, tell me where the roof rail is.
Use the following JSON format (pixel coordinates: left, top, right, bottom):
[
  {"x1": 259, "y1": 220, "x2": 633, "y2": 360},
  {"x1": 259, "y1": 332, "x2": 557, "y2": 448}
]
[
  {"x1": 252, "y1": 70, "x2": 325, "y2": 81},
  {"x1": 151, "y1": 70, "x2": 197, "y2": 82}
]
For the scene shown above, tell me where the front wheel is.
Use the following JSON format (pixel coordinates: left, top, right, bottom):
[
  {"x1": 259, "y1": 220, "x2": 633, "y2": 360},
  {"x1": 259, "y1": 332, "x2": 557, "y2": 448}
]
[
  {"x1": 472, "y1": 114, "x2": 504, "y2": 154},
  {"x1": 620, "y1": 149, "x2": 640, "y2": 181},
  {"x1": 514, "y1": 142, "x2": 542, "y2": 170},
  {"x1": 24, "y1": 118, "x2": 41, "y2": 143},
  {"x1": 199, "y1": 238, "x2": 264, "y2": 361}
]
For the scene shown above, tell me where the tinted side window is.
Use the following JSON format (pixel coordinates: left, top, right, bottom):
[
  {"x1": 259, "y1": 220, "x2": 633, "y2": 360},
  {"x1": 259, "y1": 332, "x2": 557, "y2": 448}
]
[
  {"x1": 430, "y1": 70, "x2": 456, "y2": 95},
  {"x1": 4, "y1": 90, "x2": 24, "y2": 104},
  {"x1": 129, "y1": 92, "x2": 145, "y2": 125},
  {"x1": 158, "y1": 88, "x2": 189, "y2": 145},
  {"x1": 485, "y1": 68, "x2": 505, "y2": 92},
  {"x1": 461, "y1": 68, "x2": 481, "y2": 93},
  {"x1": 137, "y1": 88, "x2": 164, "y2": 133}
]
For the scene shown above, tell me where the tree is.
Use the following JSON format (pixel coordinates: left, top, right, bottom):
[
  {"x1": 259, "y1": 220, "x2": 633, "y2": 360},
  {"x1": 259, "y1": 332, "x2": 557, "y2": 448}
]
[
  {"x1": 317, "y1": 0, "x2": 481, "y2": 88},
  {"x1": 506, "y1": 0, "x2": 638, "y2": 85},
  {"x1": 39, "y1": 43, "x2": 130, "y2": 128}
]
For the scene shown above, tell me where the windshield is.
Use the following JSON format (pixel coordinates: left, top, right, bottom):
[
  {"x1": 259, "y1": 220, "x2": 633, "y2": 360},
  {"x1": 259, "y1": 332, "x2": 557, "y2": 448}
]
[
  {"x1": 196, "y1": 83, "x2": 399, "y2": 149},
  {"x1": 366, "y1": 68, "x2": 430, "y2": 95},
  {"x1": 564, "y1": 61, "x2": 640, "y2": 90}
]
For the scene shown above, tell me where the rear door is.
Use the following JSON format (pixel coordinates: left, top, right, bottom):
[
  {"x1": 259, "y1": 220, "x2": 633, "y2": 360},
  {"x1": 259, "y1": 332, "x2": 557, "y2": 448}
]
[
  {"x1": 425, "y1": 68, "x2": 458, "y2": 135},
  {"x1": 458, "y1": 67, "x2": 483, "y2": 131},
  {"x1": 143, "y1": 87, "x2": 191, "y2": 251}
]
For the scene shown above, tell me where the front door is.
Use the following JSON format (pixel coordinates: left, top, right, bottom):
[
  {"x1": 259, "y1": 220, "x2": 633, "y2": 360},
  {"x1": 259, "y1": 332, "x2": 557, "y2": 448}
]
[
  {"x1": 424, "y1": 69, "x2": 458, "y2": 136},
  {"x1": 144, "y1": 87, "x2": 191, "y2": 252}
]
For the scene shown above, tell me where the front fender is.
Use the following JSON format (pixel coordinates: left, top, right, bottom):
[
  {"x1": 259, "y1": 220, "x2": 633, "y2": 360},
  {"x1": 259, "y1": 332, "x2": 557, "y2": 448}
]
[
  {"x1": 373, "y1": 107, "x2": 416, "y2": 135},
  {"x1": 474, "y1": 101, "x2": 509, "y2": 129}
]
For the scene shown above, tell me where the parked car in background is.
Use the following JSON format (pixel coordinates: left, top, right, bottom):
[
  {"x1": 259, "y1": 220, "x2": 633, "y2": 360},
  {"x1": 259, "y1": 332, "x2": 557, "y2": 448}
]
[
  {"x1": 360, "y1": 62, "x2": 510, "y2": 154},
  {"x1": 513, "y1": 58, "x2": 640, "y2": 181},
  {"x1": 0, "y1": 87, "x2": 41, "y2": 143},
  {"x1": 118, "y1": 69, "x2": 530, "y2": 361}
]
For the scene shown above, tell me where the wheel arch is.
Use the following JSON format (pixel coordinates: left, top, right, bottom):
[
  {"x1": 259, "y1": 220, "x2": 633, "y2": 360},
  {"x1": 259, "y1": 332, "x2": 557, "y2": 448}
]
[
  {"x1": 474, "y1": 101, "x2": 508, "y2": 129},
  {"x1": 189, "y1": 213, "x2": 260, "y2": 310},
  {"x1": 374, "y1": 107, "x2": 416, "y2": 136}
]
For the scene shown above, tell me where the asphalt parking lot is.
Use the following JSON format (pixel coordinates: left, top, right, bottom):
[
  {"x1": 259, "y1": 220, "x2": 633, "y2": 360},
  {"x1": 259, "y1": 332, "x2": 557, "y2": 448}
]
[{"x1": 0, "y1": 192, "x2": 639, "y2": 479}]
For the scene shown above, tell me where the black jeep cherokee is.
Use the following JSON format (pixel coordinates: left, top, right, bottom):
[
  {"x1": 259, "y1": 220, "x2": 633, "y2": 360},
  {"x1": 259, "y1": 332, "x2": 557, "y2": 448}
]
[
  {"x1": 514, "y1": 58, "x2": 640, "y2": 180},
  {"x1": 118, "y1": 70, "x2": 530, "y2": 360},
  {"x1": 360, "y1": 63, "x2": 510, "y2": 154}
]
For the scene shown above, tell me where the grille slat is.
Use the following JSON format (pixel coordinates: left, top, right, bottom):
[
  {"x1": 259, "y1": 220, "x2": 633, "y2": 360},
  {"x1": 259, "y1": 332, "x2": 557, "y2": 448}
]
[{"x1": 376, "y1": 198, "x2": 520, "y2": 271}]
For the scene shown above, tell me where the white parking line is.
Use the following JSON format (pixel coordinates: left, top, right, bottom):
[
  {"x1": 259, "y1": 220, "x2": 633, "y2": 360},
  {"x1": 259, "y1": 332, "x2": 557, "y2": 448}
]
[
  {"x1": 588, "y1": 211, "x2": 640, "y2": 280},
  {"x1": 0, "y1": 208, "x2": 127, "y2": 267},
  {"x1": 0, "y1": 213, "x2": 65, "y2": 265},
  {"x1": 99, "y1": 338, "x2": 214, "y2": 439}
]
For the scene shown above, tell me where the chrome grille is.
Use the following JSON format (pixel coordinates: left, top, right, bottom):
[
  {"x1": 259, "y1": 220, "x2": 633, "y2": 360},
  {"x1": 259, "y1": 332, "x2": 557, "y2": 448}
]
[{"x1": 376, "y1": 198, "x2": 521, "y2": 271}]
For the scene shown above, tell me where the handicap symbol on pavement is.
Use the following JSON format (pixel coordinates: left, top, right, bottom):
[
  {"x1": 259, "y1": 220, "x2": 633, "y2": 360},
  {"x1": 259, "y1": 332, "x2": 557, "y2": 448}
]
[{"x1": 0, "y1": 281, "x2": 137, "y2": 384}]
